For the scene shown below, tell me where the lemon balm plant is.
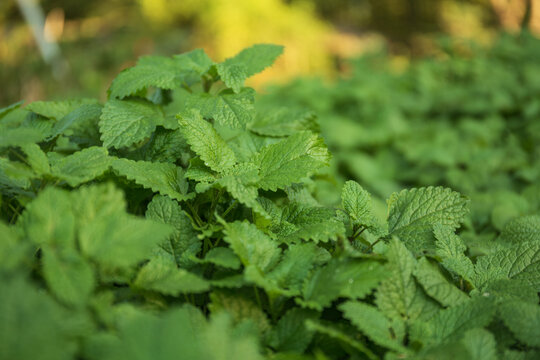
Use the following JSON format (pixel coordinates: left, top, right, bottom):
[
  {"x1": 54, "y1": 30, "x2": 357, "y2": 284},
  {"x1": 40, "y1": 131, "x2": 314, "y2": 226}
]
[{"x1": 0, "y1": 44, "x2": 539, "y2": 360}]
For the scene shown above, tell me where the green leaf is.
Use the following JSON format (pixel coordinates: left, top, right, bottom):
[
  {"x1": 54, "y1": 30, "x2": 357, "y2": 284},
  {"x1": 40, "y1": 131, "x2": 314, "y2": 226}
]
[
  {"x1": 72, "y1": 183, "x2": 173, "y2": 270},
  {"x1": 473, "y1": 241, "x2": 540, "y2": 293},
  {"x1": 209, "y1": 290, "x2": 270, "y2": 335},
  {"x1": 134, "y1": 253, "x2": 210, "y2": 295},
  {"x1": 109, "y1": 56, "x2": 186, "y2": 99},
  {"x1": 499, "y1": 300, "x2": 540, "y2": 347},
  {"x1": 218, "y1": 162, "x2": 269, "y2": 217},
  {"x1": 20, "y1": 187, "x2": 75, "y2": 246},
  {"x1": 266, "y1": 242, "x2": 330, "y2": 295},
  {"x1": 99, "y1": 99, "x2": 162, "y2": 149},
  {"x1": 0, "y1": 127, "x2": 45, "y2": 148},
  {"x1": 301, "y1": 258, "x2": 386, "y2": 310},
  {"x1": 49, "y1": 103, "x2": 102, "y2": 139},
  {"x1": 387, "y1": 187, "x2": 469, "y2": 253},
  {"x1": 305, "y1": 320, "x2": 377, "y2": 360},
  {"x1": 112, "y1": 158, "x2": 194, "y2": 202},
  {"x1": 414, "y1": 257, "x2": 469, "y2": 307},
  {"x1": 89, "y1": 308, "x2": 263, "y2": 360},
  {"x1": 460, "y1": 328, "x2": 497, "y2": 360},
  {"x1": 146, "y1": 195, "x2": 201, "y2": 268},
  {"x1": 275, "y1": 203, "x2": 345, "y2": 243},
  {"x1": 197, "y1": 247, "x2": 241, "y2": 270},
  {"x1": 42, "y1": 246, "x2": 94, "y2": 307},
  {"x1": 20, "y1": 143, "x2": 50, "y2": 175},
  {"x1": 0, "y1": 157, "x2": 35, "y2": 189},
  {"x1": 26, "y1": 99, "x2": 98, "y2": 120},
  {"x1": 223, "y1": 221, "x2": 281, "y2": 274},
  {"x1": 255, "y1": 131, "x2": 330, "y2": 191},
  {"x1": 339, "y1": 301, "x2": 407, "y2": 353},
  {"x1": 178, "y1": 109, "x2": 237, "y2": 172},
  {"x1": 500, "y1": 215, "x2": 540, "y2": 243},
  {"x1": 217, "y1": 44, "x2": 284, "y2": 92},
  {"x1": 416, "y1": 297, "x2": 495, "y2": 346},
  {"x1": 433, "y1": 224, "x2": 475, "y2": 282},
  {"x1": 0, "y1": 278, "x2": 80, "y2": 360},
  {"x1": 173, "y1": 48, "x2": 215, "y2": 76},
  {"x1": 0, "y1": 100, "x2": 24, "y2": 119},
  {"x1": 268, "y1": 308, "x2": 319, "y2": 353},
  {"x1": 50, "y1": 146, "x2": 110, "y2": 186},
  {"x1": 341, "y1": 180, "x2": 375, "y2": 228},
  {"x1": 376, "y1": 238, "x2": 440, "y2": 322},
  {"x1": 185, "y1": 89, "x2": 254, "y2": 129}
]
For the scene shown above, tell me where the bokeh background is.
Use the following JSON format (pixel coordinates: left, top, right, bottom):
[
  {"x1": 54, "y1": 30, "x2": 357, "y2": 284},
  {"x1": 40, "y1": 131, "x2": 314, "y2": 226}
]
[{"x1": 1, "y1": 0, "x2": 539, "y2": 105}]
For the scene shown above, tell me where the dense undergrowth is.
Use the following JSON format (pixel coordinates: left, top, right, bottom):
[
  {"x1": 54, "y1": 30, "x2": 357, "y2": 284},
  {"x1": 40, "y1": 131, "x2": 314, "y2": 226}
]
[{"x1": 0, "y1": 35, "x2": 539, "y2": 360}]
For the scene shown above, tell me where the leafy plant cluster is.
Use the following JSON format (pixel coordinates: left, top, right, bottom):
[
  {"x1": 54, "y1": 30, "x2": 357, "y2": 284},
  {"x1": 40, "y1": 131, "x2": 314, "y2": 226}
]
[{"x1": 0, "y1": 41, "x2": 539, "y2": 360}]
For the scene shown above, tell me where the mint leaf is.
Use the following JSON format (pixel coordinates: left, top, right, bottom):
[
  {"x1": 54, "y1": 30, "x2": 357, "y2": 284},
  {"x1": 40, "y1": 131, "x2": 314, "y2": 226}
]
[
  {"x1": 112, "y1": 158, "x2": 194, "y2": 202},
  {"x1": 99, "y1": 99, "x2": 162, "y2": 149},
  {"x1": 134, "y1": 253, "x2": 210, "y2": 295},
  {"x1": 387, "y1": 187, "x2": 469, "y2": 253},
  {"x1": 340, "y1": 301, "x2": 407, "y2": 353},
  {"x1": 255, "y1": 131, "x2": 330, "y2": 191},
  {"x1": 146, "y1": 195, "x2": 201, "y2": 268},
  {"x1": 499, "y1": 300, "x2": 540, "y2": 347},
  {"x1": 185, "y1": 89, "x2": 254, "y2": 129},
  {"x1": 217, "y1": 44, "x2": 284, "y2": 92},
  {"x1": 178, "y1": 109, "x2": 237, "y2": 172},
  {"x1": 301, "y1": 258, "x2": 386, "y2": 310},
  {"x1": 341, "y1": 180, "x2": 375, "y2": 228},
  {"x1": 414, "y1": 257, "x2": 469, "y2": 307},
  {"x1": 41, "y1": 246, "x2": 94, "y2": 307},
  {"x1": 50, "y1": 146, "x2": 110, "y2": 186}
]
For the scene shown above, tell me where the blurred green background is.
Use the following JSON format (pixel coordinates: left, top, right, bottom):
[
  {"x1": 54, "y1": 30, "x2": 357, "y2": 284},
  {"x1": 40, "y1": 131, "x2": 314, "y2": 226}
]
[{"x1": 1, "y1": 0, "x2": 538, "y2": 105}]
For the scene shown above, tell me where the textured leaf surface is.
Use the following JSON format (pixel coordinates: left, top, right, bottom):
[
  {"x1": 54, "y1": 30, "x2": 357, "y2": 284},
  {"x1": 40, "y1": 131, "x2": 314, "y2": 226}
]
[
  {"x1": 500, "y1": 215, "x2": 540, "y2": 243},
  {"x1": 217, "y1": 44, "x2": 283, "y2": 92},
  {"x1": 26, "y1": 99, "x2": 98, "y2": 120},
  {"x1": 51, "y1": 147, "x2": 110, "y2": 186},
  {"x1": 134, "y1": 254, "x2": 210, "y2": 295},
  {"x1": 197, "y1": 247, "x2": 241, "y2": 270},
  {"x1": 342, "y1": 180, "x2": 375, "y2": 227},
  {"x1": 433, "y1": 224, "x2": 475, "y2": 282},
  {"x1": 414, "y1": 257, "x2": 469, "y2": 307},
  {"x1": 146, "y1": 195, "x2": 201, "y2": 268},
  {"x1": 460, "y1": 328, "x2": 497, "y2": 360},
  {"x1": 99, "y1": 99, "x2": 162, "y2": 149},
  {"x1": 340, "y1": 301, "x2": 407, "y2": 353},
  {"x1": 275, "y1": 204, "x2": 345, "y2": 243},
  {"x1": 301, "y1": 258, "x2": 386, "y2": 310},
  {"x1": 376, "y1": 238, "x2": 440, "y2": 322},
  {"x1": 109, "y1": 56, "x2": 188, "y2": 98},
  {"x1": 223, "y1": 221, "x2": 281, "y2": 273},
  {"x1": 20, "y1": 143, "x2": 50, "y2": 175},
  {"x1": 499, "y1": 300, "x2": 540, "y2": 347},
  {"x1": 185, "y1": 90, "x2": 254, "y2": 128},
  {"x1": 473, "y1": 241, "x2": 540, "y2": 293},
  {"x1": 268, "y1": 308, "x2": 318, "y2": 353},
  {"x1": 178, "y1": 110, "x2": 237, "y2": 172},
  {"x1": 49, "y1": 103, "x2": 102, "y2": 140},
  {"x1": 112, "y1": 158, "x2": 194, "y2": 201},
  {"x1": 418, "y1": 297, "x2": 495, "y2": 345},
  {"x1": 387, "y1": 187, "x2": 468, "y2": 253},
  {"x1": 255, "y1": 131, "x2": 330, "y2": 191}
]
